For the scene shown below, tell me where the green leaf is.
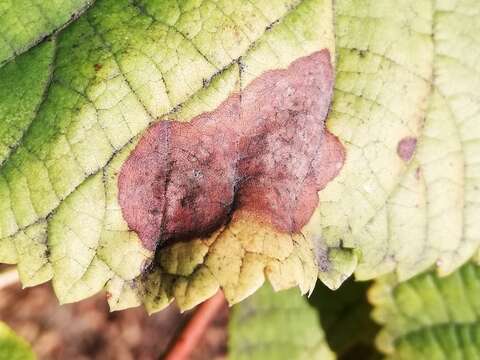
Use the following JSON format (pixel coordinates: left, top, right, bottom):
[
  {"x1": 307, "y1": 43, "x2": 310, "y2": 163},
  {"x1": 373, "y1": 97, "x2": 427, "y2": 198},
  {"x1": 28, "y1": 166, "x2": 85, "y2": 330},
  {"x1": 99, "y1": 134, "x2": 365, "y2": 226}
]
[
  {"x1": 229, "y1": 284, "x2": 336, "y2": 360},
  {"x1": 0, "y1": 0, "x2": 93, "y2": 65},
  {"x1": 370, "y1": 262, "x2": 480, "y2": 359},
  {"x1": 0, "y1": 0, "x2": 337, "y2": 312},
  {"x1": 0, "y1": 322, "x2": 35, "y2": 360},
  {"x1": 316, "y1": 0, "x2": 480, "y2": 283},
  {"x1": 2, "y1": 0, "x2": 479, "y2": 313}
]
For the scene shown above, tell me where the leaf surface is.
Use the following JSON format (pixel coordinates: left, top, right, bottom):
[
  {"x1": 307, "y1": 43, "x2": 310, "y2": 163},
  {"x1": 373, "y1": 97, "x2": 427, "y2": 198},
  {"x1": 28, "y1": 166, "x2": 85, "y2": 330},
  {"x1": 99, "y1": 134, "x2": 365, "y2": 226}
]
[
  {"x1": 0, "y1": 0, "x2": 93, "y2": 65},
  {"x1": 1, "y1": 0, "x2": 479, "y2": 311},
  {"x1": 0, "y1": 0, "x2": 338, "y2": 311},
  {"x1": 318, "y1": 0, "x2": 480, "y2": 282},
  {"x1": 370, "y1": 262, "x2": 480, "y2": 359},
  {"x1": 229, "y1": 284, "x2": 336, "y2": 360}
]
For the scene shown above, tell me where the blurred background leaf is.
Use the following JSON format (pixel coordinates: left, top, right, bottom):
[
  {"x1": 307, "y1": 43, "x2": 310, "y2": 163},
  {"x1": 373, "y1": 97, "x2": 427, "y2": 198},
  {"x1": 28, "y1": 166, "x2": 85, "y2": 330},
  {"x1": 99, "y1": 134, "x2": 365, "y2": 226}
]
[
  {"x1": 371, "y1": 262, "x2": 480, "y2": 359},
  {"x1": 229, "y1": 284, "x2": 336, "y2": 360},
  {"x1": 0, "y1": 321, "x2": 35, "y2": 360},
  {"x1": 229, "y1": 278, "x2": 381, "y2": 360}
]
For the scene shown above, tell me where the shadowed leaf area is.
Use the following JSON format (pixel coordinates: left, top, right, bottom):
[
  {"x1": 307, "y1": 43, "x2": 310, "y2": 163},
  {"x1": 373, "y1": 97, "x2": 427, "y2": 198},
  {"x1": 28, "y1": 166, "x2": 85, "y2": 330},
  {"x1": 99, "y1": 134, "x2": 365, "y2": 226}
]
[{"x1": 309, "y1": 279, "x2": 381, "y2": 360}]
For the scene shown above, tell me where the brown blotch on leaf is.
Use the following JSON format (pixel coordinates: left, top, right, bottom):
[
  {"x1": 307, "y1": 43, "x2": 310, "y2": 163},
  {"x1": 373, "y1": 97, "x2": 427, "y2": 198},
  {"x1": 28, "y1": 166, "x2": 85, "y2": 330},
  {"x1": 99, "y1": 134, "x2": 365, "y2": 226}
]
[
  {"x1": 397, "y1": 136, "x2": 417, "y2": 162},
  {"x1": 94, "y1": 63, "x2": 102, "y2": 71},
  {"x1": 118, "y1": 50, "x2": 345, "y2": 250}
]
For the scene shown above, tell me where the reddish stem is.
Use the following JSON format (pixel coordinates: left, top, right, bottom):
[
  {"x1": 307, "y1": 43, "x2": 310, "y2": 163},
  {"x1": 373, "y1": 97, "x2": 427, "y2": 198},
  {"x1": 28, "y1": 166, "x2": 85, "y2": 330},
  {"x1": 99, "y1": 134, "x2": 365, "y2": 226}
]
[{"x1": 164, "y1": 291, "x2": 227, "y2": 360}]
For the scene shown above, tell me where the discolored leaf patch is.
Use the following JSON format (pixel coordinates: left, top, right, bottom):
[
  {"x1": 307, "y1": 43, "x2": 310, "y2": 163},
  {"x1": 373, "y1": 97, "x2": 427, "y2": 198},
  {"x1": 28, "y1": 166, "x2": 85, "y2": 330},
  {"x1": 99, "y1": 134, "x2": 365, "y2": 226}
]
[
  {"x1": 118, "y1": 50, "x2": 344, "y2": 251},
  {"x1": 396, "y1": 137, "x2": 417, "y2": 162}
]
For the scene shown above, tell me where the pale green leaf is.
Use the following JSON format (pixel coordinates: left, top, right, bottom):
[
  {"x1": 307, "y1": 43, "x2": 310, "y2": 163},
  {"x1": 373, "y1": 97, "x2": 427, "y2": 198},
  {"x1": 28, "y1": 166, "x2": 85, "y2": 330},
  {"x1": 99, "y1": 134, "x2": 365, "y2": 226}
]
[
  {"x1": 316, "y1": 0, "x2": 480, "y2": 283},
  {"x1": 229, "y1": 284, "x2": 336, "y2": 360}
]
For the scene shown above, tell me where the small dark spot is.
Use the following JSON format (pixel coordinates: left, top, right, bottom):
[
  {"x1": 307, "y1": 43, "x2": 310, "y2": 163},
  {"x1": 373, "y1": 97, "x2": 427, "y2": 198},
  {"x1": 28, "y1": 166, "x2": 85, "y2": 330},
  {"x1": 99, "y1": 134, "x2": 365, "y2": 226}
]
[
  {"x1": 358, "y1": 49, "x2": 366, "y2": 58},
  {"x1": 171, "y1": 104, "x2": 183, "y2": 113},
  {"x1": 397, "y1": 136, "x2": 417, "y2": 162},
  {"x1": 140, "y1": 259, "x2": 153, "y2": 274},
  {"x1": 202, "y1": 78, "x2": 211, "y2": 88},
  {"x1": 265, "y1": 19, "x2": 280, "y2": 31},
  {"x1": 238, "y1": 59, "x2": 246, "y2": 73},
  {"x1": 94, "y1": 63, "x2": 102, "y2": 71}
]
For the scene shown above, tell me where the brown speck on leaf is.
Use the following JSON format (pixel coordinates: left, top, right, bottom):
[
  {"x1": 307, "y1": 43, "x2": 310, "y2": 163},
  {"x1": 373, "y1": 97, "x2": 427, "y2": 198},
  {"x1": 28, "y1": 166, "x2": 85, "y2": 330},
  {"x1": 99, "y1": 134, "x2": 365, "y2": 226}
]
[
  {"x1": 397, "y1": 136, "x2": 417, "y2": 162},
  {"x1": 94, "y1": 63, "x2": 102, "y2": 71}
]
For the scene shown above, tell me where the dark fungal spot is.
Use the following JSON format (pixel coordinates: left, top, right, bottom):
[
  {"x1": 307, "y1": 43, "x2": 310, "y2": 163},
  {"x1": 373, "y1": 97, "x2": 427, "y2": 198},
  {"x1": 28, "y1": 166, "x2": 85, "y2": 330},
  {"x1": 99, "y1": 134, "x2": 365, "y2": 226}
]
[
  {"x1": 397, "y1": 136, "x2": 417, "y2": 162},
  {"x1": 118, "y1": 50, "x2": 345, "y2": 250}
]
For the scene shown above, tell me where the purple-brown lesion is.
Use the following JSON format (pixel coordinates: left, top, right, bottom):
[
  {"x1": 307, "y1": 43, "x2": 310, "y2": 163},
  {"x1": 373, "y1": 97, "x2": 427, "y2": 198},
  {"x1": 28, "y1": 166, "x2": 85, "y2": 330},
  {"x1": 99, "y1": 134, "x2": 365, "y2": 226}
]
[
  {"x1": 118, "y1": 49, "x2": 345, "y2": 251},
  {"x1": 397, "y1": 136, "x2": 417, "y2": 162}
]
